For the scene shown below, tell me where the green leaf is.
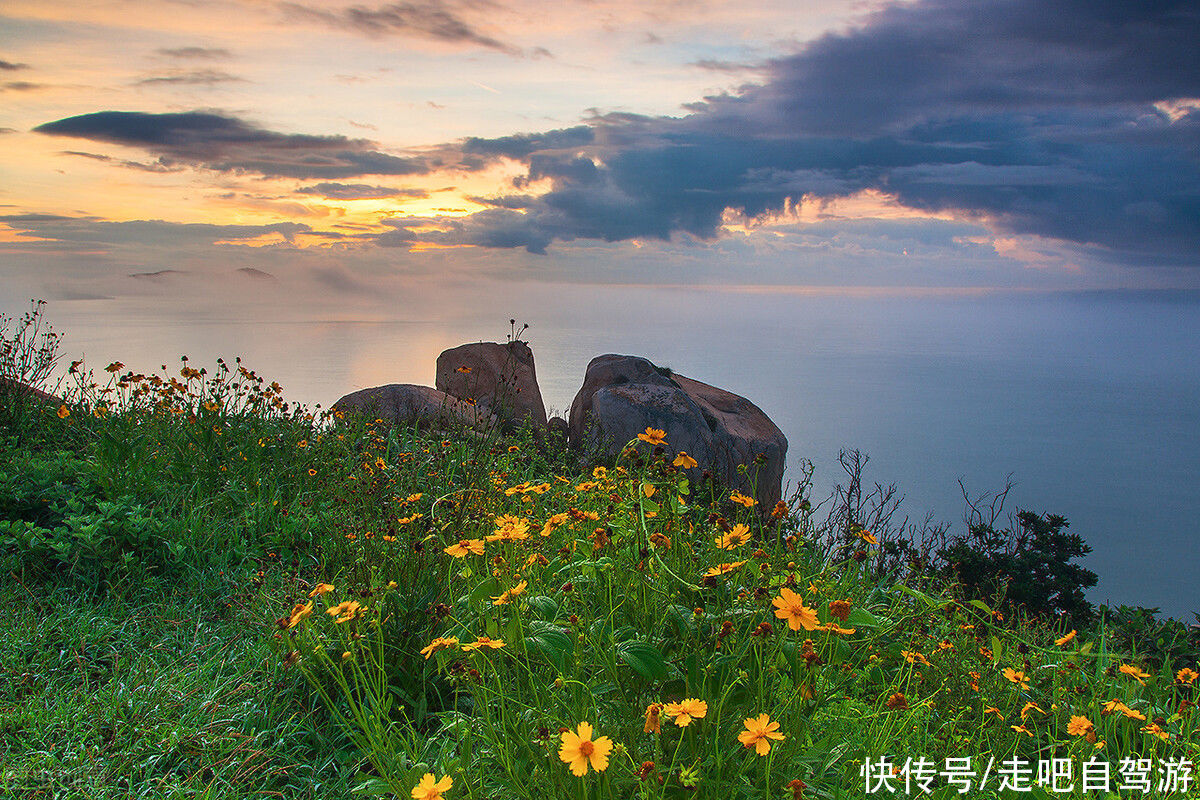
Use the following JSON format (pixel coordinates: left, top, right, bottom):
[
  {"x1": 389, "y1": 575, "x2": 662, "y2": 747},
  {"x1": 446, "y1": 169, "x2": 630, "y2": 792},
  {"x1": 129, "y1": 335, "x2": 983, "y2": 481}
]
[
  {"x1": 969, "y1": 599, "x2": 993, "y2": 615},
  {"x1": 526, "y1": 595, "x2": 558, "y2": 620},
  {"x1": 468, "y1": 576, "x2": 502, "y2": 607},
  {"x1": 847, "y1": 608, "x2": 883, "y2": 628},
  {"x1": 351, "y1": 777, "x2": 395, "y2": 796},
  {"x1": 616, "y1": 640, "x2": 668, "y2": 681}
]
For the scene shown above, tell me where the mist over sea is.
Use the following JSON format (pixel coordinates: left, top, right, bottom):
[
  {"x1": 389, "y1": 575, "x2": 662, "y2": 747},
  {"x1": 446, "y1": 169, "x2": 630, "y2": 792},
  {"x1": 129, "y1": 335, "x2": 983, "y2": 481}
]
[{"x1": 24, "y1": 285, "x2": 1200, "y2": 619}]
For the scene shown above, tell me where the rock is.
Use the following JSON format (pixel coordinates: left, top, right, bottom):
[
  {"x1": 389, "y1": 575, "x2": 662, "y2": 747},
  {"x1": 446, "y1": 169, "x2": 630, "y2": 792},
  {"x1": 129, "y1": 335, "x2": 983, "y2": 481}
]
[
  {"x1": 568, "y1": 354, "x2": 787, "y2": 509},
  {"x1": 436, "y1": 341, "x2": 547, "y2": 428},
  {"x1": 0, "y1": 377, "x2": 59, "y2": 404},
  {"x1": 332, "y1": 384, "x2": 495, "y2": 431},
  {"x1": 547, "y1": 415, "x2": 569, "y2": 443}
]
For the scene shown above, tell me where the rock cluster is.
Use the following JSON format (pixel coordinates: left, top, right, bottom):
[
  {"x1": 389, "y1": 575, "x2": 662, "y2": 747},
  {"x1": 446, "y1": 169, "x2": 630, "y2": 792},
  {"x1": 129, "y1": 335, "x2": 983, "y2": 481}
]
[{"x1": 333, "y1": 343, "x2": 787, "y2": 508}]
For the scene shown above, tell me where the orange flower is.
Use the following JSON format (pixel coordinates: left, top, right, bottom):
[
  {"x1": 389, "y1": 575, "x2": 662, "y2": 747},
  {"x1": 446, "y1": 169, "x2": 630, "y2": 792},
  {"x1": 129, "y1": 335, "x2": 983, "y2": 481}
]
[
  {"x1": 411, "y1": 773, "x2": 452, "y2": 800},
  {"x1": 444, "y1": 538, "x2": 485, "y2": 557},
  {"x1": 1011, "y1": 724, "x2": 1033, "y2": 737},
  {"x1": 886, "y1": 692, "x2": 908, "y2": 710},
  {"x1": 461, "y1": 636, "x2": 505, "y2": 651},
  {"x1": 1142, "y1": 723, "x2": 1169, "y2": 741},
  {"x1": 541, "y1": 512, "x2": 570, "y2": 537},
  {"x1": 1119, "y1": 664, "x2": 1151, "y2": 685},
  {"x1": 308, "y1": 583, "x2": 335, "y2": 597},
  {"x1": 326, "y1": 600, "x2": 362, "y2": 623},
  {"x1": 558, "y1": 722, "x2": 613, "y2": 776},
  {"x1": 737, "y1": 713, "x2": 786, "y2": 755},
  {"x1": 704, "y1": 560, "x2": 746, "y2": 579},
  {"x1": 637, "y1": 427, "x2": 667, "y2": 445},
  {"x1": 420, "y1": 637, "x2": 459, "y2": 659},
  {"x1": 643, "y1": 703, "x2": 662, "y2": 734},
  {"x1": 673, "y1": 451, "x2": 698, "y2": 469},
  {"x1": 663, "y1": 698, "x2": 708, "y2": 727},
  {"x1": 56, "y1": 404, "x2": 70, "y2": 419},
  {"x1": 1177, "y1": 667, "x2": 1198, "y2": 685},
  {"x1": 772, "y1": 587, "x2": 819, "y2": 631},
  {"x1": 1020, "y1": 702, "x2": 1045, "y2": 721},
  {"x1": 1003, "y1": 667, "x2": 1030, "y2": 689},
  {"x1": 1055, "y1": 629, "x2": 1077, "y2": 646},
  {"x1": 729, "y1": 491, "x2": 757, "y2": 508},
  {"x1": 492, "y1": 580, "x2": 528, "y2": 605},
  {"x1": 1068, "y1": 716, "x2": 1094, "y2": 737},
  {"x1": 828, "y1": 600, "x2": 852, "y2": 622},
  {"x1": 715, "y1": 524, "x2": 752, "y2": 550},
  {"x1": 287, "y1": 600, "x2": 313, "y2": 628},
  {"x1": 487, "y1": 515, "x2": 530, "y2": 542},
  {"x1": 902, "y1": 650, "x2": 931, "y2": 667}
]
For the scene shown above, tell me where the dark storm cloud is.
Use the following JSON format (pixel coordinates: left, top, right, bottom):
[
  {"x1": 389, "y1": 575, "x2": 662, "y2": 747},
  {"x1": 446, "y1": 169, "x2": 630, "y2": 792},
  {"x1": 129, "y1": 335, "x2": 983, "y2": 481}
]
[
  {"x1": 296, "y1": 182, "x2": 428, "y2": 199},
  {"x1": 430, "y1": 0, "x2": 1200, "y2": 264},
  {"x1": 34, "y1": 111, "x2": 431, "y2": 179},
  {"x1": 279, "y1": 1, "x2": 524, "y2": 56},
  {"x1": 156, "y1": 47, "x2": 233, "y2": 59}
]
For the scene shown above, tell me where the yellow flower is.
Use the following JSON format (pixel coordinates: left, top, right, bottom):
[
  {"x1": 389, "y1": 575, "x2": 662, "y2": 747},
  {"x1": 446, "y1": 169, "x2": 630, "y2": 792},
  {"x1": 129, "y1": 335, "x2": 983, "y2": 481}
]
[
  {"x1": 444, "y1": 538, "x2": 485, "y2": 557},
  {"x1": 1020, "y1": 702, "x2": 1045, "y2": 721},
  {"x1": 541, "y1": 512, "x2": 570, "y2": 537},
  {"x1": 1101, "y1": 699, "x2": 1145, "y2": 720},
  {"x1": 984, "y1": 706, "x2": 1003, "y2": 718},
  {"x1": 643, "y1": 703, "x2": 662, "y2": 734},
  {"x1": 715, "y1": 524, "x2": 752, "y2": 550},
  {"x1": 673, "y1": 451, "x2": 698, "y2": 469},
  {"x1": 1177, "y1": 667, "x2": 1198, "y2": 685},
  {"x1": 492, "y1": 580, "x2": 528, "y2": 605},
  {"x1": 902, "y1": 650, "x2": 931, "y2": 667},
  {"x1": 308, "y1": 583, "x2": 335, "y2": 597},
  {"x1": 637, "y1": 427, "x2": 667, "y2": 445},
  {"x1": 1011, "y1": 724, "x2": 1033, "y2": 737},
  {"x1": 857, "y1": 530, "x2": 878, "y2": 545},
  {"x1": 1003, "y1": 667, "x2": 1030, "y2": 689},
  {"x1": 772, "y1": 587, "x2": 819, "y2": 631},
  {"x1": 1142, "y1": 723, "x2": 1169, "y2": 741},
  {"x1": 1068, "y1": 716, "x2": 1094, "y2": 737},
  {"x1": 411, "y1": 772, "x2": 452, "y2": 800},
  {"x1": 737, "y1": 713, "x2": 786, "y2": 756},
  {"x1": 326, "y1": 600, "x2": 362, "y2": 623},
  {"x1": 558, "y1": 721, "x2": 613, "y2": 777},
  {"x1": 816, "y1": 622, "x2": 856, "y2": 635},
  {"x1": 56, "y1": 404, "x2": 70, "y2": 419},
  {"x1": 461, "y1": 636, "x2": 505, "y2": 651},
  {"x1": 663, "y1": 698, "x2": 708, "y2": 727},
  {"x1": 420, "y1": 637, "x2": 459, "y2": 659},
  {"x1": 729, "y1": 491, "x2": 757, "y2": 508},
  {"x1": 487, "y1": 515, "x2": 530, "y2": 542},
  {"x1": 287, "y1": 600, "x2": 313, "y2": 628},
  {"x1": 704, "y1": 560, "x2": 746, "y2": 579},
  {"x1": 1119, "y1": 664, "x2": 1151, "y2": 685},
  {"x1": 1055, "y1": 629, "x2": 1077, "y2": 646}
]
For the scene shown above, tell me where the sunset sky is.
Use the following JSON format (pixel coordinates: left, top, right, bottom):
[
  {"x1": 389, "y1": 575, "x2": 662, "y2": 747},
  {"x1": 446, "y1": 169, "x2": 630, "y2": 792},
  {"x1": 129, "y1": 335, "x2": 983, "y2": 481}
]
[{"x1": 2, "y1": 0, "x2": 1198, "y2": 313}]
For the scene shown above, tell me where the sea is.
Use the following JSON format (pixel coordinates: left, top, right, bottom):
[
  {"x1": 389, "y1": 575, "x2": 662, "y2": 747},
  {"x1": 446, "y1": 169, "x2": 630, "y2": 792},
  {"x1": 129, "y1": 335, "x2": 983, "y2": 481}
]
[{"x1": 18, "y1": 283, "x2": 1200, "y2": 619}]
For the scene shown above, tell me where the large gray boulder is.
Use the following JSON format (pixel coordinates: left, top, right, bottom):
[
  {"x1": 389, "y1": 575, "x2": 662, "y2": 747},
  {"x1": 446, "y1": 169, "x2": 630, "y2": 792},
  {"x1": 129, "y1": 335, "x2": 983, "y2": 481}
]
[
  {"x1": 569, "y1": 355, "x2": 787, "y2": 509},
  {"x1": 332, "y1": 384, "x2": 495, "y2": 431},
  {"x1": 436, "y1": 342, "x2": 547, "y2": 428}
]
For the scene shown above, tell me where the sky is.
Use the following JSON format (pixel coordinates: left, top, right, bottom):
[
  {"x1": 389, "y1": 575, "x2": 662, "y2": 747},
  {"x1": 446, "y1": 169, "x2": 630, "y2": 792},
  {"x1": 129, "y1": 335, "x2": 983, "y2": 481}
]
[{"x1": 1, "y1": 0, "x2": 1198, "y2": 313}]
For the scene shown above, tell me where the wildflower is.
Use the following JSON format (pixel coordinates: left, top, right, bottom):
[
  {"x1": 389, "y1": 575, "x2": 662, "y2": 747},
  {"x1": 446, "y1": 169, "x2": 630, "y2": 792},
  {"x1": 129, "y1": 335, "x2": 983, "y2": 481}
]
[
  {"x1": 1119, "y1": 664, "x2": 1151, "y2": 685},
  {"x1": 1055, "y1": 629, "x2": 1077, "y2": 646},
  {"x1": 1068, "y1": 716, "x2": 1094, "y2": 738},
  {"x1": 488, "y1": 515, "x2": 530, "y2": 542},
  {"x1": 644, "y1": 703, "x2": 662, "y2": 734},
  {"x1": 642, "y1": 483, "x2": 656, "y2": 498},
  {"x1": 715, "y1": 523, "x2": 752, "y2": 550},
  {"x1": 56, "y1": 404, "x2": 70, "y2": 419},
  {"x1": 411, "y1": 773, "x2": 452, "y2": 800},
  {"x1": 729, "y1": 490, "x2": 757, "y2": 508},
  {"x1": 648, "y1": 532, "x2": 672, "y2": 549},
  {"x1": 444, "y1": 539, "x2": 485, "y2": 557},
  {"x1": 1020, "y1": 702, "x2": 1045, "y2": 721},
  {"x1": 326, "y1": 600, "x2": 362, "y2": 623},
  {"x1": 462, "y1": 636, "x2": 505, "y2": 651},
  {"x1": 308, "y1": 468, "x2": 317, "y2": 476},
  {"x1": 663, "y1": 698, "x2": 708, "y2": 727},
  {"x1": 541, "y1": 512, "x2": 569, "y2": 537},
  {"x1": 969, "y1": 671, "x2": 982, "y2": 691},
  {"x1": 828, "y1": 600, "x2": 852, "y2": 622},
  {"x1": 1003, "y1": 667, "x2": 1030, "y2": 689},
  {"x1": 902, "y1": 650, "x2": 931, "y2": 667},
  {"x1": 525, "y1": 553, "x2": 548, "y2": 567},
  {"x1": 1010, "y1": 724, "x2": 1033, "y2": 737},
  {"x1": 1177, "y1": 667, "x2": 1198, "y2": 685},
  {"x1": 492, "y1": 580, "x2": 528, "y2": 605},
  {"x1": 287, "y1": 601, "x2": 313, "y2": 628},
  {"x1": 886, "y1": 693, "x2": 908, "y2": 711},
  {"x1": 738, "y1": 713, "x2": 786, "y2": 755},
  {"x1": 308, "y1": 583, "x2": 335, "y2": 597},
  {"x1": 817, "y1": 622, "x2": 856, "y2": 635},
  {"x1": 857, "y1": 530, "x2": 878, "y2": 545},
  {"x1": 637, "y1": 427, "x2": 666, "y2": 445},
  {"x1": 456, "y1": 366, "x2": 471, "y2": 374},
  {"x1": 1102, "y1": 699, "x2": 1145, "y2": 720},
  {"x1": 772, "y1": 587, "x2": 819, "y2": 632},
  {"x1": 936, "y1": 640, "x2": 955, "y2": 652},
  {"x1": 673, "y1": 451, "x2": 698, "y2": 469},
  {"x1": 1142, "y1": 723, "x2": 1169, "y2": 741},
  {"x1": 636, "y1": 761, "x2": 656, "y2": 781},
  {"x1": 984, "y1": 706, "x2": 1003, "y2": 718},
  {"x1": 105, "y1": 361, "x2": 124, "y2": 373},
  {"x1": 421, "y1": 637, "x2": 459, "y2": 659},
  {"x1": 786, "y1": 778, "x2": 807, "y2": 800},
  {"x1": 704, "y1": 560, "x2": 746, "y2": 578},
  {"x1": 558, "y1": 721, "x2": 613, "y2": 776},
  {"x1": 771, "y1": 500, "x2": 788, "y2": 520}
]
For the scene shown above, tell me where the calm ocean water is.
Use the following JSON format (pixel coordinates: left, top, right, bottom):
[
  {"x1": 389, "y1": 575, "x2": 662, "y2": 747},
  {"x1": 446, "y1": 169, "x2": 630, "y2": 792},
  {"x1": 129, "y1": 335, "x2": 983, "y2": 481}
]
[{"x1": 24, "y1": 285, "x2": 1200, "y2": 618}]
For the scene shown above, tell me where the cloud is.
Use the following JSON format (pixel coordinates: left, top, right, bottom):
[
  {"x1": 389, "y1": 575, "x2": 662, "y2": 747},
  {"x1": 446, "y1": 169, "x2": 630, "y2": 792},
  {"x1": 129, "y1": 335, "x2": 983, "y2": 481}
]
[
  {"x1": 280, "y1": 1, "x2": 525, "y2": 56},
  {"x1": 2, "y1": 81, "x2": 46, "y2": 92},
  {"x1": 58, "y1": 150, "x2": 185, "y2": 173},
  {"x1": 34, "y1": 111, "x2": 432, "y2": 179},
  {"x1": 414, "y1": 0, "x2": 1200, "y2": 266},
  {"x1": 296, "y1": 182, "x2": 428, "y2": 199},
  {"x1": 156, "y1": 47, "x2": 232, "y2": 59},
  {"x1": 0, "y1": 59, "x2": 30, "y2": 71},
  {"x1": 0, "y1": 214, "x2": 315, "y2": 248},
  {"x1": 135, "y1": 70, "x2": 246, "y2": 86},
  {"x1": 236, "y1": 267, "x2": 276, "y2": 279},
  {"x1": 130, "y1": 269, "x2": 185, "y2": 280}
]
